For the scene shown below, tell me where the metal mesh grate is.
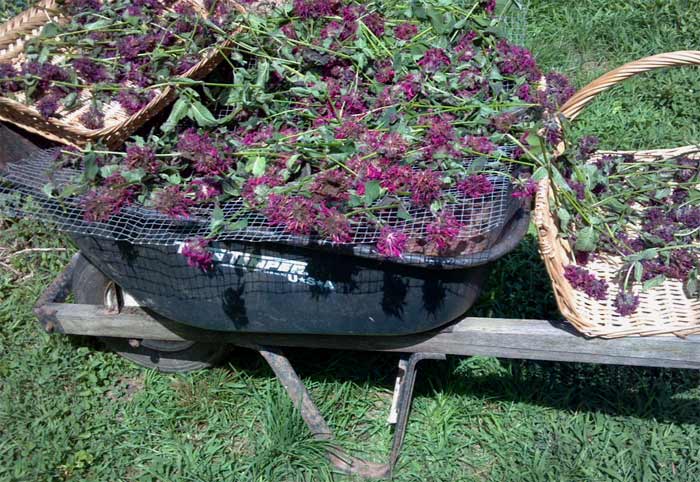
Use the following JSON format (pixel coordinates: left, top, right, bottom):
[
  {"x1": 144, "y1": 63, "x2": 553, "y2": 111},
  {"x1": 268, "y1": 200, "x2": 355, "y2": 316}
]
[
  {"x1": 500, "y1": 0, "x2": 529, "y2": 46},
  {"x1": 0, "y1": 147, "x2": 522, "y2": 267}
]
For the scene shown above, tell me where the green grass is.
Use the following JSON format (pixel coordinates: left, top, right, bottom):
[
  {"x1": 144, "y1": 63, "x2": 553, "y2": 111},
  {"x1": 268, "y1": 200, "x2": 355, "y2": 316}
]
[{"x1": 2, "y1": 1, "x2": 700, "y2": 480}]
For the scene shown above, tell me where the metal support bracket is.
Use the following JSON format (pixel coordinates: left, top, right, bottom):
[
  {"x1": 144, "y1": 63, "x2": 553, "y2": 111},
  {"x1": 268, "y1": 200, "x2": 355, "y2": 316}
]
[{"x1": 258, "y1": 345, "x2": 445, "y2": 479}]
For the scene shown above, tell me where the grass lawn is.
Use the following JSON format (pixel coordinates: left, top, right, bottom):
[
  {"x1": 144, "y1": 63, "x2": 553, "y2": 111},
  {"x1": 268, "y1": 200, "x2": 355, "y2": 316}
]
[{"x1": 2, "y1": 1, "x2": 700, "y2": 480}]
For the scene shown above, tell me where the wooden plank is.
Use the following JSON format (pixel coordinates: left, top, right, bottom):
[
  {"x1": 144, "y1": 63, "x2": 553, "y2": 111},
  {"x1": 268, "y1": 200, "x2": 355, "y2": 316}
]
[{"x1": 47, "y1": 302, "x2": 700, "y2": 370}]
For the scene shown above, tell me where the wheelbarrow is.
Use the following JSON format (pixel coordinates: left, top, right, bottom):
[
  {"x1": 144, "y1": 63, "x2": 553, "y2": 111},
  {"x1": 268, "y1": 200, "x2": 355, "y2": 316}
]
[{"x1": 5, "y1": 124, "x2": 700, "y2": 480}]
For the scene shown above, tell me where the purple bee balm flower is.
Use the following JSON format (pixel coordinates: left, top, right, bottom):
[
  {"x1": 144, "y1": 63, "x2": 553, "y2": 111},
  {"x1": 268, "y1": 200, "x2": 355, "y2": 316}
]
[
  {"x1": 36, "y1": 92, "x2": 62, "y2": 119},
  {"x1": 190, "y1": 179, "x2": 221, "y2": 202},
  {"x1": 177, "y1": 128, "x2": 230, "y2": 176},
  {"x1": 82, "y1": 183, "x2": 135, "y2": 222},
  {"x1": 455, "y1": 31, "x2": 478, "y2": 59},
  {"x1": 463, "y1": 135, "x2": 496, "y2": 154},
  {"x1": 482, "y1": 0, "x2": 497, "y2": 15},
  {"x1": 672, "y1": 188, "x2": 688, "y2": 204},
  {"x1": 398, "y1": 73, "x2": 421, "y2": 99},
  {"x1": 125, "y1": 145, "x2": 159, "y2": 174},
  {"x1": 394, "y1": 23, "x2": 418, "y2": 41},
  {"x1": 574, "y1": 250, "x2": 592, "y2": 265},
  {"x1": 119, "y1": 62, "x2": 152, "y2": 87},
  {"x1": 678, "y1": 207, "x2": 700, "y2": 229},
  {"x1": 362, "y1": 130, "x2": 407, "y2": 160},
  {"x1": 563, "y1": 265, "x2": 608, "y2": 300},
  {"x1": 458, "y1": 174, "x2": 494, "y2": 199},
  {"x1": 335, "y1": 120, "x2": 365, "y2": 140},
  {"x1": 379, "y1": 165, "x2": 413, "y2": 193},
  {"x1": 490, "y1": 112, "x2": 518, "y2": 133},
  {"x1": 497, "y1": 40, "x2": 541, "y2": 82},
  {"x1": 64, "y1": 0, "x2": 101, "y2": 20},
  {"x1": 577, "y1": 135, "x2": 600, "y2": 160},
  {"x1": 181, "y1": 238, "x2": 214, "y2": 271},
  {"x1": 614, "y1": 291, "x2": 641, "y2": 317},
  {"x1": 0, "y1": 63, "x2": 21, "y2": 93},
  {"x1": 377, "y1": 226, "x2": 408, "y2": 257},
  {"x1": 542, "y1": 119, "x2": 564, "y2": 147},
  {"x1": 153, "y1": 185, "x2": 193, "y2": 218},
  {"x1": 426, "y1": 212, "x2": 461, "y2": 251},
  {"x1": 410, "y1": 169, "x2": 444, "y2": 207},
  {"x1": 362, "y1": 12, "x2": 385, "y2": 37},
  {"x1": 241, "y1": 175, "x2": 283, "y2": 207},
  {"x1": 423, "y1": 114, "x2": 456, "y2": 158},
  {"x1": 125, "y1": 4, "x2": 143, "y2": 16},
  {"x1": 320, "y1": 20, "x2": 344, "y2": 39},
  {"x1": 375, "y1": 59, "x2": 395, "y2": 84},
  {"x1": 512, "y1": 178, "x2": 538, "y2": 199},
  {"x1": 117, "y1": 89, "x2": 155, "y2": 115},
  {"x1": 117, "y1": 36, "x2": 154, "y2": 62},
  {"x1": 674, "y1": 155, "x2": 699, "y2": 182},
  {"x1": 418, "y1": 48, "x2": 451, "y2": 72},
  {"x1": 22, "y1": 61, "x2": 70, "y2": 93},
  {"x1": 569, "y1": 181, "x2": 586, "y2": 201},
  {"x1": 538, "y1": 71, "x2": 576, "y2": 111},
  {"x1": 457, "y1": 68, "x2": 485, "y2": 98},
  {"x1": 316, "y1": 205, "x2": 352, "y2": 243},
  {"x1": 175, "y1": 56, "x2": 199, "y2": 75},
  {"x1": 667, "y1": 249, "x2": 697, "y2": 281},
  {"x1": 280, "y1": 23, "x2": 298, "y2": 40},
  {"x1": 79, "y1": 104, "x2": 105, "y2": 130},
  {"x1": 265, "y1": 194, "x2": 318, "y2": 235},
  {"x1": 241, "y1": 125, "x2": 274, "y2": 146},
  {"x1": 72, "y1": 57, "x2": 110, "y2": 83},
  {"x1": 516, "y1": 84, "x2": 535, "y2": 103},
  {"x1": 293, "y1": 0, "x2": 341, "y2": 18},
  {"x1": 310, "y1": 169, "x2": 351, "y2": 202}
]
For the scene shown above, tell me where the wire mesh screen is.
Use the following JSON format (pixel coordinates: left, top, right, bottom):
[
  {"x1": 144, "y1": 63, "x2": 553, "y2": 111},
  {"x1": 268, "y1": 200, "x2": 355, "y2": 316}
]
[
  {"x1": 0, "y1": 147, "x2": 523, "y2": 267},
  {"x1": 499, "y1": 0, "x2": 529, "y2": 46}
]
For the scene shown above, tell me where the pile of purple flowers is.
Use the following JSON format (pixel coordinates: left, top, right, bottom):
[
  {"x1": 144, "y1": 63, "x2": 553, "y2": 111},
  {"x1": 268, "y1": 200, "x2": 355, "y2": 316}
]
[
  {"x1": 54, "y1": 0, "x2": 572, "y2": 268},
  {"x1": 0, "y1": 0, "x2": 242, "y2": 129},
  {"x1": 554, "y1": 137, "x2": 699, "y2": 316}
]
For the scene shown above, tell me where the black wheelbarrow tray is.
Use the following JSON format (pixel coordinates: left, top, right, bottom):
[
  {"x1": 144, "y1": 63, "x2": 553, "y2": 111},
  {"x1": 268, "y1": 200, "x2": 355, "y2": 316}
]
[{"x1": 5, "y1": 125, "x2": 700, "y2": 480}]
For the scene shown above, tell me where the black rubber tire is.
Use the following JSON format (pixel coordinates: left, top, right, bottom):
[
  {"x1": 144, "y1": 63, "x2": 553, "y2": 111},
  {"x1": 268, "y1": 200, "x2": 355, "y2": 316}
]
[{"x1": 72, "y1": 254, "x2": 229, "y2": 373}]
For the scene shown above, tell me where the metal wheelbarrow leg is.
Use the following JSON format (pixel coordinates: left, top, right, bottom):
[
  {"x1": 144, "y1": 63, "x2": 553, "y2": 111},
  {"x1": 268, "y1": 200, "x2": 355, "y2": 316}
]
[{"x1": 258, "y1": 346, "x2": 446, "y2": 479}]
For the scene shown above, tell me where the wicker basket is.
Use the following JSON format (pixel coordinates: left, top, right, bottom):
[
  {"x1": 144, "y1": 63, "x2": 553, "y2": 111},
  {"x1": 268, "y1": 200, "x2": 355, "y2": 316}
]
[
  {"x1": 534, "y1": 50, "x2": 700, "y2": 338},
  {"x1": 0, "y1": 0, "x2": 244, "y2": 148}
]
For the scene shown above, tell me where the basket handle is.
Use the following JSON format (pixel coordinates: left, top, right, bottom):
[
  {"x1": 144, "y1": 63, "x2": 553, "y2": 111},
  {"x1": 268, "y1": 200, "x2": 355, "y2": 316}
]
[{"x1": 559, "y1": 50, "x2": 700, "y2": 121}]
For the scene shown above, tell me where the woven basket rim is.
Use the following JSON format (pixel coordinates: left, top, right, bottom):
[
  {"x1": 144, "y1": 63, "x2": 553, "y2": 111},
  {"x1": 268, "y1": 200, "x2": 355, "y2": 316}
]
[{"x1": 0, "y1": 0, "x2": 246, "y2": 147}]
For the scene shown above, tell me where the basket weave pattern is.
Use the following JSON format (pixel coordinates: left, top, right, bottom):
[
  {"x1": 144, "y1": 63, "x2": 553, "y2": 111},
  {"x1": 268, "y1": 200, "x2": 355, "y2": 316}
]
[
  {"x1": 535, "y1": 51, "x2": 700, "y2": 338},
  {"x1": 0, "y1": 0, "x2": 244, "y2": 148}
]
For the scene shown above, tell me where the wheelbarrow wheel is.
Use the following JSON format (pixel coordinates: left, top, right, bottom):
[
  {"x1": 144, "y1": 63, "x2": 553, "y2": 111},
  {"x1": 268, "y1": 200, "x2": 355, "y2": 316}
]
[{"x1": 72, "y1": 254, "x2": 229, "y2": 373}]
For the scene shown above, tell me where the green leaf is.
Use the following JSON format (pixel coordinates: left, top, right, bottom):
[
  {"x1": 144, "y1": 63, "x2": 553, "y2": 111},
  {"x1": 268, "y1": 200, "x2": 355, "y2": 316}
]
[
  {"x1": 161, "y1": 97, "x2": 190, "y2": 133},
  {"x1": 84, "y1": 157, "x2": 99, "y2": 181},
  {"x1": 557, "y1": 207, "x2": 571, "y2": 231},
  {"x1": 364, "y1": 180, "x2": 382, "y2": 205},
  {"x1": 531, "y1": 166, "x2": 548, "y2": 181},
  {"x1": 574, "y1": 226, "x2": 598, "y2": 252},
  {"x1": 40, "y1": 22, "x2": 60, "y2": 38},
  {"x1": 42, "y1": 183, "x2": 55, "y2": 198},
  {"x1": 633, "y1": 261, "x2": 643, "y2": 283},
  {"x1": 227, "y1": 218, "x2": 249, "y2": 231},
  {"x1": 251, "y1": 156, "x2": 267, "y2": 177},
  {"x1": 255, "y1": 60, "x2": 270, "y2": 88},
  {"x1": 685, "y1": 272, "x2": 699, "y2": 298},
  {"x1": 188, "y1": 101, "x2": 217, "y2": 127},
  {"x1": 121, "y1": 169, "x2": 145, "y2": 184},
  {"x1": 643, "y1": 275, "x2": 666, "y2": 292},
  {"x1": 210, "y1": 205, "x2": 225, "y2": 234}
]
